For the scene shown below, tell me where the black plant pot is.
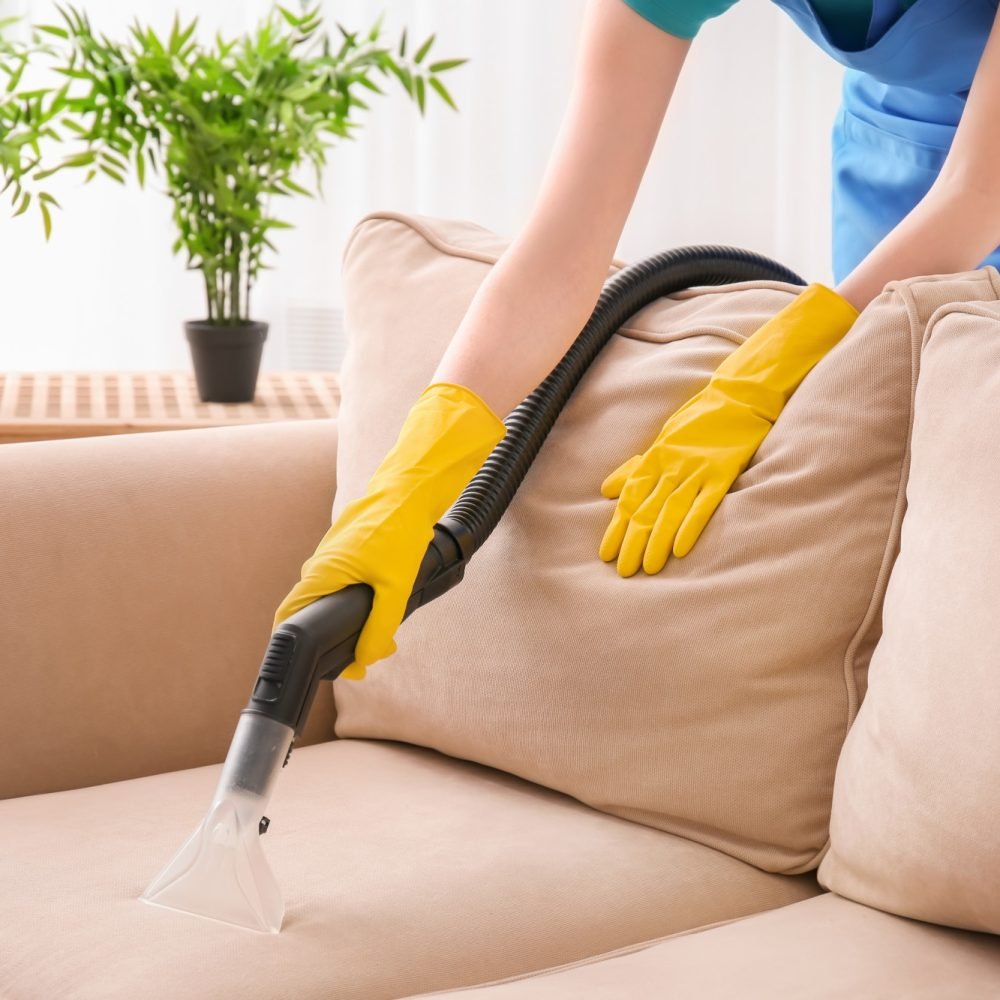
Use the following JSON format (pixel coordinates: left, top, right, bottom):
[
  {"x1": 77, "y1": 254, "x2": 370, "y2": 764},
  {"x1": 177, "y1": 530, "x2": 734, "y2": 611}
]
[{"x1": 185, "y1": 320, "x2": 268, "y2": 403}]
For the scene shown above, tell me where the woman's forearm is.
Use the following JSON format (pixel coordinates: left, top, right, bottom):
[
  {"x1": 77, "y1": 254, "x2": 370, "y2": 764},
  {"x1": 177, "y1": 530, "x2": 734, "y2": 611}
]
[
  {"x1": 836, "y1": 184, "x2": 1000, "y2": 311},
  {"x1": 432, "y1": 227, "x2": 612, "y2": 419}
]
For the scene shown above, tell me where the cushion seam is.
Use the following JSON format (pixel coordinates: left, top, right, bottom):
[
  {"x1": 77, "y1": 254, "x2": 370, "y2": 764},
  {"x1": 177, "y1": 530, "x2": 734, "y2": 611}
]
[
  {"x1": 795, "y1": 283, "x2": 922, "y2": 874},
  {"x1": 410, "y1": 903, "x2": 807, "y2": 997}
]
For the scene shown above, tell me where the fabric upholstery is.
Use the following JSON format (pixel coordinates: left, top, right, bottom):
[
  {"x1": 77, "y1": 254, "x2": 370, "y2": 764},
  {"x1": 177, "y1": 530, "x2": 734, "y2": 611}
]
[
  {"x1": 820, "y1": 298, "x2": 1000, "y2": 933},
  {"x1": 0, "y1": 420, "x2": 339, "y2": 799},
  {"x1": 419, "y1": 893, "x2": 1000, "y2": 998},
  {"x1": 330, "y1": 210, "x2": 1000, "y2": 872},
  {"x1": 0, "y1": 738, "x2": 818, "y2": 1000}
]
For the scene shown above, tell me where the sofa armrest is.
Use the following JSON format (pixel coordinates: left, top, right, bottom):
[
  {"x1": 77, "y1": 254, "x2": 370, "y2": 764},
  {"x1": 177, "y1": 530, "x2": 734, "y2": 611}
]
[{"x1": 0, "y1": 419, "x2": 339, "y2": 799}]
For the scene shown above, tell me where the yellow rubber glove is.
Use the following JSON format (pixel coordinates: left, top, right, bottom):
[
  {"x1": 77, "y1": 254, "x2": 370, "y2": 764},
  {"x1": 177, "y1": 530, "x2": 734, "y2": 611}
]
[
  {"x1": 274, "y1": 381, "x2": 506, "y2": 679},
  {"x1": 599, "y1": 283, "x2": 859, "y2": 577}
]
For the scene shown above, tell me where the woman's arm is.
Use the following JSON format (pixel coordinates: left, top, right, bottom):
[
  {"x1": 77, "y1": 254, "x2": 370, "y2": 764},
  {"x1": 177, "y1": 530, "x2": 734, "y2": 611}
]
[
  {"x1": 836, "y1": 9, "x2": 1000, "y2": 310},
  {"x1": 274, "y1": 2, "x2": 691, "y2": 658},
  {"x1": 433, "y1": 0, "x2": 691, "y2": 418}
]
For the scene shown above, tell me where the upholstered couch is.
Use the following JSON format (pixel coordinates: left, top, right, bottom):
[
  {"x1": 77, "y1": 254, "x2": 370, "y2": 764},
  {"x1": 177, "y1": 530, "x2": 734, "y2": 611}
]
[{"x1": 2, "y1": 212, "x2": 999, "y2": 999}]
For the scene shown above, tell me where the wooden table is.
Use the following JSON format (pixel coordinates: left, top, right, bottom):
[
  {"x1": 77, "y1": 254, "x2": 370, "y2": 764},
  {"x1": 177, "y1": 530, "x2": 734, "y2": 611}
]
[{"x1": 0, "y1": 371, "x2": 340, "y2": 445}]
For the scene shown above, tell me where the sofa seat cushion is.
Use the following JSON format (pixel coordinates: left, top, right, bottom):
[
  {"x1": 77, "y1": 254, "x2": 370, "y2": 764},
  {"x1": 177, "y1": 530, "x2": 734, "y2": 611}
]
[
  {"x1": 0, "y1": 739, "x2": 817, "y2": 1000},
  {"x1": 421, "y1": 894, "x2": 1000, "y2": 999}
]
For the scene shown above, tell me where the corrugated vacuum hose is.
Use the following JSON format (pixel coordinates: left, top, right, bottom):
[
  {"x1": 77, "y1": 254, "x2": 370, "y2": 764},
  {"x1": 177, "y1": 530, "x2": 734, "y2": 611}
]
[{"x1": 141, "y1": 245, "x2": 805, "y2": 932}]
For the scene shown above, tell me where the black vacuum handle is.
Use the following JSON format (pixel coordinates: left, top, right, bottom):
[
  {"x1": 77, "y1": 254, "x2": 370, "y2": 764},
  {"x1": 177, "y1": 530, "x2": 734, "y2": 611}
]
[{"x1": 242, "y1": 520, "x2": 468, "y2": 734}]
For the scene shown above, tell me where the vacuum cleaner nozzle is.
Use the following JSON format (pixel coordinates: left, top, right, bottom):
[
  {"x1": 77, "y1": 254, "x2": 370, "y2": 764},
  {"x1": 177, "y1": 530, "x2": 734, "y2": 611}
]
[{"x1": 142, "y1": 714, "x2": 293, "y2": 932}]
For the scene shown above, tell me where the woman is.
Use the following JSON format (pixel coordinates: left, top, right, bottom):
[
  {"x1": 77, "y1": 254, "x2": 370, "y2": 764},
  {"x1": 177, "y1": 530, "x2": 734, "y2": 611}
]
[{"x1": 275, "y1": 0, "x2": 1000, "y2": 679}]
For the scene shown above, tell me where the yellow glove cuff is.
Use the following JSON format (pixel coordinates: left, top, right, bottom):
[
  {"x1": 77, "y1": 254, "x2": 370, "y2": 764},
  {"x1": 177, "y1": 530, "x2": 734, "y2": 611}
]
[{"x1": 710, "y1": 282, "x2": 859, "y2": 422}]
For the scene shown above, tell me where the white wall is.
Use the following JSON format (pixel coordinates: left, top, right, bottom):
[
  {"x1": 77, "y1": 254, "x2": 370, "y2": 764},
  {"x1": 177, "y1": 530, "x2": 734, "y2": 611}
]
[{"x1": 0, "y1": 0, "x2": 843, "y2": 371}]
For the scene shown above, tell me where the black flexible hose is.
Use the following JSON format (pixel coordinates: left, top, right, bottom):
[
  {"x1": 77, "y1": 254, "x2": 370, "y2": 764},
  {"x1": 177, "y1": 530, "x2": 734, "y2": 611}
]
[{"x1": 441, "y1": 245, "x2": 804, "y2": 557}]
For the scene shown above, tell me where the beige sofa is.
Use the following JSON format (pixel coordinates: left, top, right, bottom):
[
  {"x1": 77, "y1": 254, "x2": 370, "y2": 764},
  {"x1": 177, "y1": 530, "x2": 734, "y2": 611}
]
[{"x1": 3, "y1": 212, "x2": 1000, "y2": 998}]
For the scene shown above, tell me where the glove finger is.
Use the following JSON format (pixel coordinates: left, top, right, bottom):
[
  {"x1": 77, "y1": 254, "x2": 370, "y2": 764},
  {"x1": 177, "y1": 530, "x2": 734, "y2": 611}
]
[
  {"x1": 643, "y1": 477, "x2": 700, "y2": 575},
  {"x1": 615, "y1": 464, "x2": 660, "y2": 517},
  {"x1": 598, "y1": 466, "x2": 659, "y2": 562},
  {"x1": 353, "y1": 586, "x2": 407, "y2": 668},
  {"x1": 600, "y1": 454, "x2": 642, "y2": 499},
  {"x1": 617, "y1": 475, "x2": 675, "y2": 578},
  {"x1": 673, "y1": 483, "x2": 727, "y2": 558},
  {"x1": 599, "y1": 501, "x2": 630, "y2": 563}
]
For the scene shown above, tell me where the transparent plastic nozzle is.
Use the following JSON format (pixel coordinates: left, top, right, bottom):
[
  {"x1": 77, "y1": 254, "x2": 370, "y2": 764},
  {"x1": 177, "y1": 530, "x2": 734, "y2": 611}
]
[{"x1": 142, "y1": 714, "x2": 294, "y2": 933}]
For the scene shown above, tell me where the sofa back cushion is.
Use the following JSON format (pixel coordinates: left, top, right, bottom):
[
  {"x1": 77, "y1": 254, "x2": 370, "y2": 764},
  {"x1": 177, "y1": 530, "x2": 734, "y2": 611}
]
[
  {"x1": 819, "y1": 298, "x2": 1000, "y2": 932},
  {"x1": 332, "y1": 210, "x2": 1000, "y2": 872}
]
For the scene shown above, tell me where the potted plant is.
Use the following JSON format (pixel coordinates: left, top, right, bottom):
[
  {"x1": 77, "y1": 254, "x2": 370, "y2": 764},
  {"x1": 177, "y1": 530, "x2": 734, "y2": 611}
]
[{"x1": 40, "y1": 5, "x2": 467, "y2": 402}]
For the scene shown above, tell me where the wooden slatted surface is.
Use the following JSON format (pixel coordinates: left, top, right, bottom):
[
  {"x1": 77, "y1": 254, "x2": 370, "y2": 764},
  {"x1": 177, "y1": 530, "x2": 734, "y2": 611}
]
[{"x1": 0, "y1": 372, "x2": 340, "y2": 444}]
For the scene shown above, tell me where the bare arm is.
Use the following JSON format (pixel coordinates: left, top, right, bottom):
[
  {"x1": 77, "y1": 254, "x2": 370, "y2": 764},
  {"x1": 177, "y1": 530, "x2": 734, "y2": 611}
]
[
  {"x1": 433, "y1": 0, "x2": 690, "y2": 418},
  {"x1": 836, "y1": 9, "x2": 1000, "y2": 309}
]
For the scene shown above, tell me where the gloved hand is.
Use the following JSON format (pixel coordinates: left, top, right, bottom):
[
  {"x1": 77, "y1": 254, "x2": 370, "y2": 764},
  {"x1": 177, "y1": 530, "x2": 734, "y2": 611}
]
[
  {"x1": 599, "y1": 283, "x2": 859, "y2": 577},
  {"x1": 273, "y1": 381, "x2": 506, "y2": 679}
]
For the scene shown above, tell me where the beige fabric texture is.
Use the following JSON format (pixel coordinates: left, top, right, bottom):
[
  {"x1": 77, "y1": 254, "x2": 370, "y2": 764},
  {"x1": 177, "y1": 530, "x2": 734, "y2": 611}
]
[
  {"x1": 0, "y1": 739, "x2": 818, "y2": 1000},
  {"x1": 418, "y1": 893, "x2": 1000, "y2": 999},
  {"x1": 330, "y1": 211, "x2": 1000, "y2": 873},
  {"x1": 820, "y1": 297, "x2": 1000, "y2": 933},
  {"x1": 0, "y1": 421, "x2": 339, "y2": 799}
]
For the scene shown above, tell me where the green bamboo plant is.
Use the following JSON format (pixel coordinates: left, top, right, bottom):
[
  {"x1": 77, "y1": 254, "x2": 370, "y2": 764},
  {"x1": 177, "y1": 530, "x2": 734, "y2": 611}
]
[{"x1": 38, "y1": 5, "x2": 466, "y2": 325}]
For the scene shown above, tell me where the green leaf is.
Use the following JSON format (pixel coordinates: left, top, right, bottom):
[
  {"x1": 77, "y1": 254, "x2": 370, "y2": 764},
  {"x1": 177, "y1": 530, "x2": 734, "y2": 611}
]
[
  {"x1": 37, "y1": 24, "x2": 69, "y2": 39},
  {"x1": 355, "y1": 74, "x2": 385, "y2": 95},
  {"x1": 64, "y1": 150, "x2": 97, "y2": 168},
  {"x1": 279, "y1": 175, "x2": 312, "y2": 197},
  {"x1": 169, "y1": 16, "x2": 197, "y2": 55},
  {"x1": 38, "y1": 192, "x2": 61, "y2": 207},
  {"x1": 428, "y1": 58, "x2": 467, "y2": 73},
  {"x1": 5, "y1": 59, "x2": 26, "y2": 93},
  {"x1": 101, "y1": 151, "x2": 129, "y2": 172},
  {"x1": 40, "y1": 201, "x2": 53, "y2": 239},
  {"x1": 413, "y1": 33, "x2": 435, "y2": 64},
  {"x1": 13, "y1": 191, "x2": 30, "y2": 217},
  {"x1": 38, "y1": 201, "x2": 52, "y2": 242},
  {"x1": 398, "y1": 27, "x2": 407, "y2": 58},
  {"x1": 414, "y1": 73, "x2": 425, "y2": 114},
  {"x1": 284, "y1": 78, "x2": 325, "y2": 101},
  {"x1": 99, "y1": 162, "x2": 126, "y2": 184},
  {"x1": 428, "y1": 75, "x2": 457, "y2": 111},
  {"x1": 54, "y1": 67, "x2": 95, "y2": 81}
]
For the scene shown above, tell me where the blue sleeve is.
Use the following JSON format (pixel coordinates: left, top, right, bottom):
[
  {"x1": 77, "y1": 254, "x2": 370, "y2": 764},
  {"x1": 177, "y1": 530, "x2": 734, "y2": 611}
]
[{"x1": 621, "y1": 0, "x2": 742, "y2": 39}]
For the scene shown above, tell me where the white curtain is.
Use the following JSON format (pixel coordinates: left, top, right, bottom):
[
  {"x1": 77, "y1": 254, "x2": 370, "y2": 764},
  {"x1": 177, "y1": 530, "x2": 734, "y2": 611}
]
[{"x1": 0, "y1": 0, "x2": 843, "y2": 371}]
